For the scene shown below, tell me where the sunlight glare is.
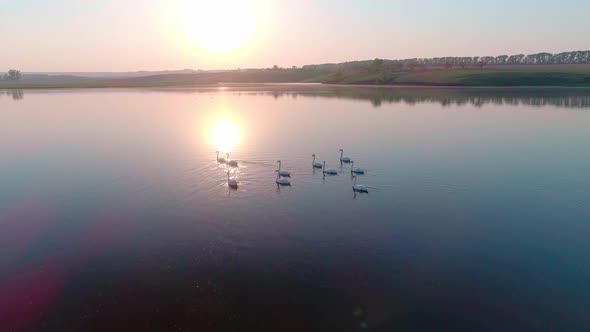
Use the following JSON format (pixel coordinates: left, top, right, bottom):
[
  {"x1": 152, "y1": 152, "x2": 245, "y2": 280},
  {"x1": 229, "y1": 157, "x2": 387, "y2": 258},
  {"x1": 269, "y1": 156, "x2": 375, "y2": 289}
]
[
  {"x1": 210, "y1": 118, "x2": 240, "y2": 152},
  {"x1": 183, "y1": 0, "x2": 258, "y2": 52}
]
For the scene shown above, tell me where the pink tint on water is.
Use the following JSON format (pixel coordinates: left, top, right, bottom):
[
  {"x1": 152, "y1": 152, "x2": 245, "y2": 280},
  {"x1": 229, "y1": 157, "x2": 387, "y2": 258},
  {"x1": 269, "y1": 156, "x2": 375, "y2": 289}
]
[
  {"x1": 0, "y1": 199, "x2": 54, "y2": 270},
  {"x1": 0, "y1": 260, "x2": 65, "y2": 331}
]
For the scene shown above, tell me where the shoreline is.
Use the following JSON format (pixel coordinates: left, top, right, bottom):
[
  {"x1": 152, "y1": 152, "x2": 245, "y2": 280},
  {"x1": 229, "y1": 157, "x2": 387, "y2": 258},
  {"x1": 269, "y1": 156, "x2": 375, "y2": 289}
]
[{"x1": 2, "y1": 82, "x2": 590, "y2": 90}]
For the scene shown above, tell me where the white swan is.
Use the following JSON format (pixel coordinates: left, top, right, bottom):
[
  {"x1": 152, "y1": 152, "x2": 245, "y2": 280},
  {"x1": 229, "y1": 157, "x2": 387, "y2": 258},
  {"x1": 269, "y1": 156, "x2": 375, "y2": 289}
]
[
  {"x1": 226, "y1": 153, "x2": 238, "y2": 167},
  {"x1": 322, "y1": 161, "x2": 337, "y2": 175},
  {"x1": 276, "y1": 171, "x2": 291, "y2": 185},
  {"x1": 339, "y1": 149, "x2": 351, "y2": 163},
  {"x1": 276, "y1": 160, "x2": 290, "y2": 177},
  {"x1": 350, "y1": 160, "x2": 365, "y2": 174},
  {"x1": 352, "y1": 176, "x2": 368, "y2": 192},
  {"x1": 227, "y1": 171, "x2": 238, "y2": 189},
  {"x1": 311, "y1": 154, "x2": 322, "y2": 168},
  {"x1": 216, "y1": 151, "x2": 226, "y2": 163}
]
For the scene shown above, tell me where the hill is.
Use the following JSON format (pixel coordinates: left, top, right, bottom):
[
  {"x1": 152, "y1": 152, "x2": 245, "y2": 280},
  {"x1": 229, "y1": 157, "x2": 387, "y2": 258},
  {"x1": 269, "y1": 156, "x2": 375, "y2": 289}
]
[
  {"x1": 2, "y1": 65, "x2": 590, "y2": 88},
  {"x1": 2, "y1": 50, "x2": 590, "y2": 88}
]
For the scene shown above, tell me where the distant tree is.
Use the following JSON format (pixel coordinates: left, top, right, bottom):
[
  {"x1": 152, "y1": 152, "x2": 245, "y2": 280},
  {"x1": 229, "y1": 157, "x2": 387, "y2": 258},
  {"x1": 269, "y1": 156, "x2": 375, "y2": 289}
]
[
  {"x1": 370, "y1": 58, "x2": 384, "y2": 72},
  {"x1": 458, "y1": 62, "x2": 466, "y2": 69},
  {"x1": 527, "y1": 52, "x2": 552, "y2": 64},
  {"x1": 291, "y1": 65, "x2": 298, "y2": 70},
  {"x1": 477, "y1": 61, "x2": 486, "y2": 70},
  {"x1": 272, "y1": 65, "x2": 279, "y2": 70},
  {"x1": 443, "y1": 61, "x2": 453, "y2": 70},
  {"x1": 372, "y1": 58, "x2": 384, "y2": 67},
  {"x1": 480, "y1": 56, "x2": 494, "y2": 65},
  {"x1": 495, "y1": 55, "x2": 509, "y2": 64},
  {"x1": 5, "y1": 69, "x2": 22, "y2": 80},
  {"x1": 507, "y1": 54, "x2": 525, "y2": 64}
]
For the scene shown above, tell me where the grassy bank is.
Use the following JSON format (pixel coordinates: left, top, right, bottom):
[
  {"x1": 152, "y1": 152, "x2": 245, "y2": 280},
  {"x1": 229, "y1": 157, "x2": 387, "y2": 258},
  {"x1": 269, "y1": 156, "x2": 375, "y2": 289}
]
[
  {"x1": 323, "y1": 65, "x2": 590, "y2": 86},
  {"x1": 2, "y1": 65, "x2": 590, "y2": 89}
]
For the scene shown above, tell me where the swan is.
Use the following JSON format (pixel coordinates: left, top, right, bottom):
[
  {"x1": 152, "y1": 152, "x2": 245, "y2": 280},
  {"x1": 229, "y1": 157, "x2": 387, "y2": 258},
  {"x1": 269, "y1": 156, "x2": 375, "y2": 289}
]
[
  {"x1": 322, "y1": 161, "x2": 337, "y2": 175},
  {"x1": 227, "y1": 171, "x2": 238, "y2": 189},
  {"x1": 276, "y1": 171, "x2": 291, "y2": 185},
  {"x1": 225, "y1": 153, "x2": 238, "y2": 167},
  {"x1": 216, "y1": 151, "x2": 226, "y2": 163},
  {"x1": 311, "y1": 154, "x2": 322, "y2": 168},
  {"x1": 352, "y1": 176, "x2": 368, "y2": 192},
  {"x1": 339, "y1": 149, "x2": 351, "y2": 163},
  {"x1": 276, "y1": 160, "x2": 290, "y2": 177},
  {"x1": 350, "y1": 160, "x2": 365, "y2": 174}
]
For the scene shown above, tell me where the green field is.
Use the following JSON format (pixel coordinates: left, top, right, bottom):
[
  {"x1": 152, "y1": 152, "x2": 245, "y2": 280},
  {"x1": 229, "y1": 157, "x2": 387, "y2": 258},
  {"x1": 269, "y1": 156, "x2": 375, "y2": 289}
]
[
  {"x1": 2, "y1": 65, "x2": 590, "y2": 88},
  {"x1": 323, "y1": 65, "x2": 590, "y2": 86}
]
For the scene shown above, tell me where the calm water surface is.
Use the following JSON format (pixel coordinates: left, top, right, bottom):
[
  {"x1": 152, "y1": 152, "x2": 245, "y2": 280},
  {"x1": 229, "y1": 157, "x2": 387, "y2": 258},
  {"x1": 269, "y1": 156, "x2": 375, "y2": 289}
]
[{"x1": 1, "y1": 86, "x2": 590, "y2": 331}]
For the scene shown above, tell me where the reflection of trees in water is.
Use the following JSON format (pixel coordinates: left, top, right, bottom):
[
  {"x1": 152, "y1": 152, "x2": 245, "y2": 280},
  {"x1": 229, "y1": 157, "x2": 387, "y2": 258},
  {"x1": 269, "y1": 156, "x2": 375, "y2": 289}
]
[
  {"x1": 0, "y1": 89, "x2": 24, "y2": 100},
  {"x1": 1, "y1": 86, "x2": 588, "y2": 108},
  {"x1": 48, "y1": 85, "x2": 588, "y2": 109},
  {"x1": 232, "y1": 86, "x2": 590, "y2": 109}
]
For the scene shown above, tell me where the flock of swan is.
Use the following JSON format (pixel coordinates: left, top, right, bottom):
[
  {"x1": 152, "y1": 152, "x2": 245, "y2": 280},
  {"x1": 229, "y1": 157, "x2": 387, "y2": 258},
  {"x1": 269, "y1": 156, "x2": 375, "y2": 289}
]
[{"x1": 216, "y1": 149, "x2": 369, "y2": 192}]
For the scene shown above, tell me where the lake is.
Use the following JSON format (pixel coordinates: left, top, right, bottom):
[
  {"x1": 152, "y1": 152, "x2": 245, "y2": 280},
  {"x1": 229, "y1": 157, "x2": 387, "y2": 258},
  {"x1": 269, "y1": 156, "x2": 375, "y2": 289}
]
[{"x1": 1, "y1": 85, "x2": 589, "y2": 331}]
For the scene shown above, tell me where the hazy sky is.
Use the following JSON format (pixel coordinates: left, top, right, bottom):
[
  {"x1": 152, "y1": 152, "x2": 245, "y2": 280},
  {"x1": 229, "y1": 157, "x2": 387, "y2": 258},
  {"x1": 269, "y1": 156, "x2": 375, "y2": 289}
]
[{"x1": 2, "y1": 0, "x2": 589, "y2": 71}]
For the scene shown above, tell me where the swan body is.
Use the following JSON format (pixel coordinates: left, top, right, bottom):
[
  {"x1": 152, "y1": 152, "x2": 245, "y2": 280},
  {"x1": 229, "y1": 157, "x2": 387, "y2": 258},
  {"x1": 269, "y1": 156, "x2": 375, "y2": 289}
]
[
  {"x1": 322, "y1": 161, "x2": 337, "y2": 175},
  {"x1": 276, "y1": 169, "x2": 291, "y2": 177},
  {"x1": 276, "y1": 160, "x2": 290, "y2": 177},
  {"x1": 276, "y1": 172, "x2": 291, "y2": 185},
  {"x1": 350, "y1": 160, "x2": 365, "y2": 174},
  {"x1": 339, "y1": 149, "x2": 351, "y2": 163},
  {"x1": 352, "y1": 176, "x2": 368, "y2": 192},
  {"x1": 311, "y1": 154, "x2": 322, "y2": 168},
  {"x1": 216, "y1": 151, "x2": 226, "y2": 163},
  {"x1": 227, "y1": 171, "x2": 238, "y2": 188},
  {"x1": 226, "y1": 153, "x2": 238, "y2": 167}
]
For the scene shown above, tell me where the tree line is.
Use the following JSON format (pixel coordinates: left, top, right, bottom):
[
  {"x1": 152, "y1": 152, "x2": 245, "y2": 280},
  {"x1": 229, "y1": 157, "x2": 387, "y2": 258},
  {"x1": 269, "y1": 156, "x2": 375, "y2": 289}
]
[
  {"x1": 301, "y1": 50, "x2": 590, "y2": 72},
  {"x1": 408, "y1": 50, "x2": 590, "y2": 66}
]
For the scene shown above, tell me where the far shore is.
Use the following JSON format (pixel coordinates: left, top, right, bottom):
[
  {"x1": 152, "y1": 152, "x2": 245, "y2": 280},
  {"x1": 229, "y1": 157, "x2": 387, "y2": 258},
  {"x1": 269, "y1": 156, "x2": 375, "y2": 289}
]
[
  {"x1": 2, "y1": 82, "x2": 590, "y2": 90},
  {"x1": 2, "y1": 65, "x2": 590, "y2": 90}
]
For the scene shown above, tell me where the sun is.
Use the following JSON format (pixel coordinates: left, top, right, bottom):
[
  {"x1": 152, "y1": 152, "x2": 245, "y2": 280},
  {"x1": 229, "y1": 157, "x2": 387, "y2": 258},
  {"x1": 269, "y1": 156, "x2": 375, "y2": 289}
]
[{"x1": 183, "y1": 0, "x2": 258, "y2": 52}]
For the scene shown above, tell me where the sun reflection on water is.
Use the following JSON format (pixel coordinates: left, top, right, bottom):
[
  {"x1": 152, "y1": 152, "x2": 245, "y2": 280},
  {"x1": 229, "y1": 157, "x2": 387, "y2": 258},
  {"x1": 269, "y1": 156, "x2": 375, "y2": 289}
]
[{"x1": 210, "y1": 118, "x2": 240, "y2": 153}]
